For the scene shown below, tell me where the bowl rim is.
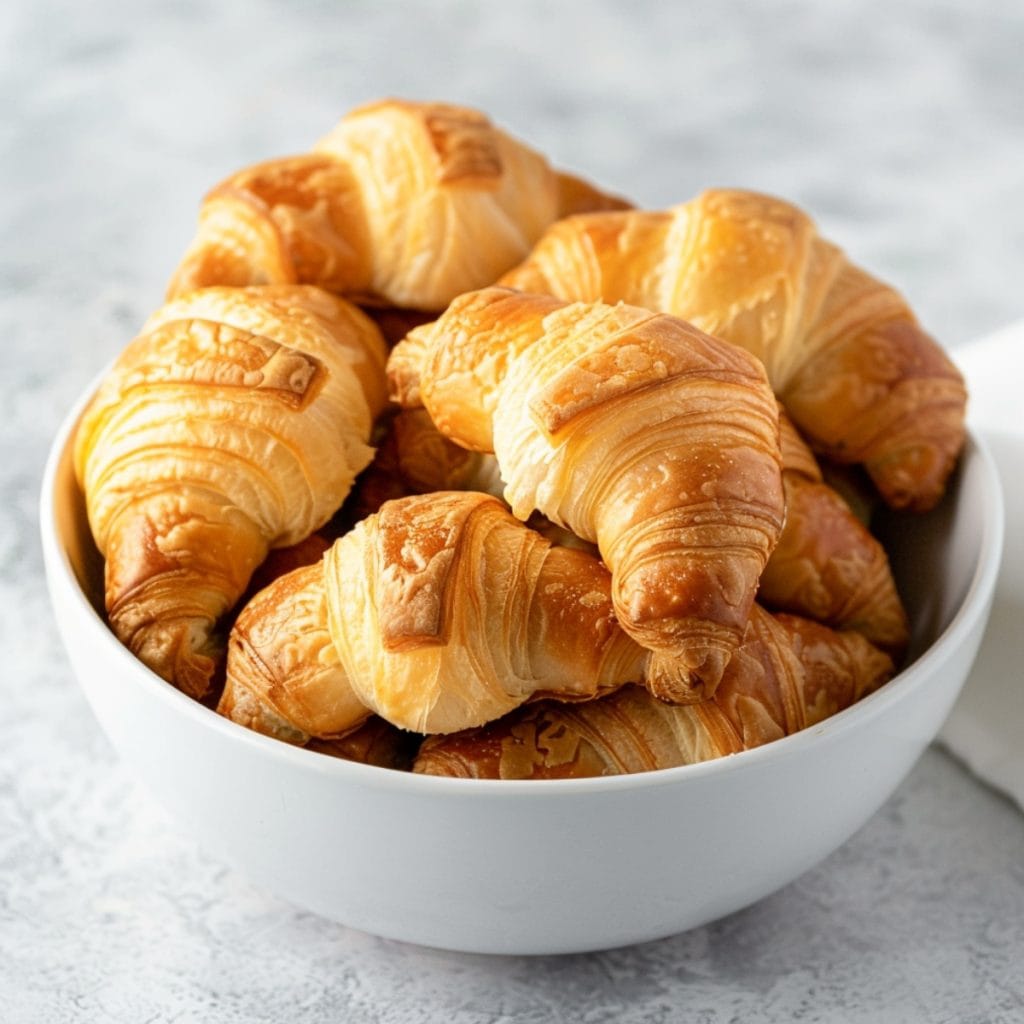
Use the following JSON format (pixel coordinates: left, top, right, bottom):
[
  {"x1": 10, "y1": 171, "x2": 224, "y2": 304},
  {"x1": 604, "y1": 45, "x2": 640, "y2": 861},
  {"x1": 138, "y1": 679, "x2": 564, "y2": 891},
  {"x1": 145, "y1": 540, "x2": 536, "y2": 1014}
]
[{"x1": 41, "y1": 372, "x2": 1005, "y2": 799}]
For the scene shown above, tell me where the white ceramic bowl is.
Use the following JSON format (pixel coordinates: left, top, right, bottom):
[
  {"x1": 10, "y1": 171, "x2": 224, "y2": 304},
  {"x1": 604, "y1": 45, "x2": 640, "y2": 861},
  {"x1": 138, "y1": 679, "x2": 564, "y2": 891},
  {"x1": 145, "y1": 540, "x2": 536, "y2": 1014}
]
[{"x1": 41, "y1": 381, "x2": 1004, "y2": 955}]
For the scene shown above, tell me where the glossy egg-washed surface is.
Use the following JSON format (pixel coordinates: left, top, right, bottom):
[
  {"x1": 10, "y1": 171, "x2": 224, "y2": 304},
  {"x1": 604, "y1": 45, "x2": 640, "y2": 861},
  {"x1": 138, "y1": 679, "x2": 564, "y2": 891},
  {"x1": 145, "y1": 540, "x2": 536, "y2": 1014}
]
[
  {"x1": 168, "y1": 99, "x2": 629, "y2": 310},
  {"x1": 392, "y1": 287, "x2": 787, "y2": 702},
  {"x1": 501, "y1": 189, "x2": 967, "y2": 512},
  {"x1": 72, "y1": 285, "x2": 388, "y2": 698}
]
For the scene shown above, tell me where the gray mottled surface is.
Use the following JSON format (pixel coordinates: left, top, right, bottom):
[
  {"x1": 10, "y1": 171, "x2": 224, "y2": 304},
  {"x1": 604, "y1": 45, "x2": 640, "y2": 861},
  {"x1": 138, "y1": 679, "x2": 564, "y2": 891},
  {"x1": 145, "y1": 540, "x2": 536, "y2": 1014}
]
[{"x1": 3, "y1": 0, "x2": 1024, "y2": 1021}]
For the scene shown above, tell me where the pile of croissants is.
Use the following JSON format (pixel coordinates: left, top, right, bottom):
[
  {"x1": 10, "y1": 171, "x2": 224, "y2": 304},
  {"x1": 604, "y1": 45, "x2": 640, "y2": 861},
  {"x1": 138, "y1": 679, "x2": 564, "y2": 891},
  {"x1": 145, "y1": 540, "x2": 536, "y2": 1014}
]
[{"x1": 73, "y1": 98, "x2": 968, "y2": 779}]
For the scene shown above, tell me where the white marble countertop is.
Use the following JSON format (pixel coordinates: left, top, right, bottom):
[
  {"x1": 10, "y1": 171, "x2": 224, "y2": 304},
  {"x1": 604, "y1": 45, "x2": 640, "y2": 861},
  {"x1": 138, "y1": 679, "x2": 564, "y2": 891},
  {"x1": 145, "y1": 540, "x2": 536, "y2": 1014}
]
[{"x1": 3, "y1": 1, "x2": 1024, "y2": 1020}]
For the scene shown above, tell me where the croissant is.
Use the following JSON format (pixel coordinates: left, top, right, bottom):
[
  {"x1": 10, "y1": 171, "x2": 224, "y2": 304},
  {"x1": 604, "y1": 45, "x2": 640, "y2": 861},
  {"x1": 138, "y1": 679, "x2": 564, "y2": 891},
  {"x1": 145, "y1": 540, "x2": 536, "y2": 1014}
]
[
  {"x1": 168, "y1": 99, "x2": 629, "y2": 311},
  {"x1": 220, "y1": 491, "x2": 646, "y2": 737},
  {"x1": 499, "y1": 189, "x2": 967, "y2": 512},
  {"x1": 388, "y1": 287, "x2": 785, "y2": 702},
  {"x1": 414, "y1": 606, "x2": 894, "y2": 779},
  {"x1": 759, "y1": 411, "x2": 909, "y2": 655},
  {"x1": 74, "y1": 285, "x2": 388, "y2": 699}
]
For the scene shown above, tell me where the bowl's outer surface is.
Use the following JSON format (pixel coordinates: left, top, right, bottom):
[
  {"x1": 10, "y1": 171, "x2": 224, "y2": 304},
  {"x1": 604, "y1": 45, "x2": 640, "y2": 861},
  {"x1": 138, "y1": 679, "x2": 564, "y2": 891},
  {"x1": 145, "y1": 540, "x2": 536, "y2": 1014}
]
[{"x1": 41, "y1": 385, "x2": 1004, "y2": 955}]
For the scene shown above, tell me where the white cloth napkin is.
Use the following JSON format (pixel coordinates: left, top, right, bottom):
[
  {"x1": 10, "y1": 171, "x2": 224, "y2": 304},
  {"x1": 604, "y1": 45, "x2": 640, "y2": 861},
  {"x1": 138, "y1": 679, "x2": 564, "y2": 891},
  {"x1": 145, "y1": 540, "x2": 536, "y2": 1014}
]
[{"x1": 937, "y1": 319, "x2": 1024, "y2": 811}]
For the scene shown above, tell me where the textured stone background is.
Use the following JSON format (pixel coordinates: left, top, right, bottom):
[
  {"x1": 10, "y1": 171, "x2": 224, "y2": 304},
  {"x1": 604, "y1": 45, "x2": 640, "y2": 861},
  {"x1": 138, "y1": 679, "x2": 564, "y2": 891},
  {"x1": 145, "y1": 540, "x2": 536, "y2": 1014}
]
[{"x1": 3, "y1": 0, "x2": 1024, "y2": 1021}]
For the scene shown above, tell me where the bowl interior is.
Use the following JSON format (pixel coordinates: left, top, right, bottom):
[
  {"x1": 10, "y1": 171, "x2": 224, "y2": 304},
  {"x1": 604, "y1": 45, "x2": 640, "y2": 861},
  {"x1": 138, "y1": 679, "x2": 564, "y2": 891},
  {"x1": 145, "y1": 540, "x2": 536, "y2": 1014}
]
[
  {"x1": 874, "y1": 447, "x2": 1000, "y2": 665},
  {"x1": 51, "y1": 428, "x2": 105, "y2": 616}
]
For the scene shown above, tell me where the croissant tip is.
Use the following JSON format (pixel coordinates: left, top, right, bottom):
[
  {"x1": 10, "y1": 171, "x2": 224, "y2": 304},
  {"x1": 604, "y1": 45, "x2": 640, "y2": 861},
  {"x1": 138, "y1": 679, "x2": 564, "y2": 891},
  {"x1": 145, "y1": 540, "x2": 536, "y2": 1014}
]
[
  {"x1": 865, "y1": 426, "x2": 965, "y2": 513},
  {"x1": 874, "y1": 477, "x2": 944, "y2": 515},
  {"x1": 113, "y1": 613, "x2": 220, "y2": 703},
  {"x1": 643, "y1": 652, "x2": 721, "y2": 705}
]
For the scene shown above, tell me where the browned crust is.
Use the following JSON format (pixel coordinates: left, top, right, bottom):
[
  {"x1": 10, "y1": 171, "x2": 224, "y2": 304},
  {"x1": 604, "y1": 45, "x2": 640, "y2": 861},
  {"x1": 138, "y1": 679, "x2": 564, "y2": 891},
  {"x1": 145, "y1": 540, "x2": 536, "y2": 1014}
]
[
  {"x1": 414, "y1": 606, "x2": 894, "y2": 779},
  {"x1": 373, "y1": 492, "x2": 500, "y2": 652}
]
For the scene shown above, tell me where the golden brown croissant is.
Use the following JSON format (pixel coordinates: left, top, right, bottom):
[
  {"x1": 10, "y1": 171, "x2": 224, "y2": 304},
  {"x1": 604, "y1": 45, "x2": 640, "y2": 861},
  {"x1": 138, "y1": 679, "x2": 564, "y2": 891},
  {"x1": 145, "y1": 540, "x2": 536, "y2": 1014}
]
[
  {"x1": 414, "y1": 606, "x2": 894, "y2": 779},
  {"x1": 500, "y1": 189, "x2": 967, "y2": 512},
  {"x1": 168, "y1": 99, "x2": 629, "y2": 310},
  {"x1": 760, "y1": 411, "x2": 909, "y2": 655},
  {"x1": 388, "y1": 286, "x2": 785, "y2": 703},
  {"x1": 74, "y1": 285, "x2": 388, "y2": 700},
  {"x1": 220, "y1": 491, "x2": 646, "y2": 738}
]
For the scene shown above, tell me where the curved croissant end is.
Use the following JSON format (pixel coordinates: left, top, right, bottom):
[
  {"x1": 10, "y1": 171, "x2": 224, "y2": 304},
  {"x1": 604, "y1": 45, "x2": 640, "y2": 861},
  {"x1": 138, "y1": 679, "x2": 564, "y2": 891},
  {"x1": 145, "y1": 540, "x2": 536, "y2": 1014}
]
[
  {"x1": 413, "y1": 606, "x2": 894, "y2": 779},
  {"x1": 74, "y1": 285, "x2": 388, "y2": 699},
  {"x1": 394, "y1": 287, "x2": 786, "y2": 702},
  {"x1": 386, "y1": 325, "x2": 433, "y2": 410},
  {"x1": 220, "y1": 562, "x2": 372, "y2": 743},
  {"x1": 760, "y1": 411, "x2": 909, "y2": 656},
  {"x1": 169, "y1": 99, "x2": 628, "y2": 310},
  {"x1": 500, "y1": 189, "x2": 966, "y2": 511}
]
